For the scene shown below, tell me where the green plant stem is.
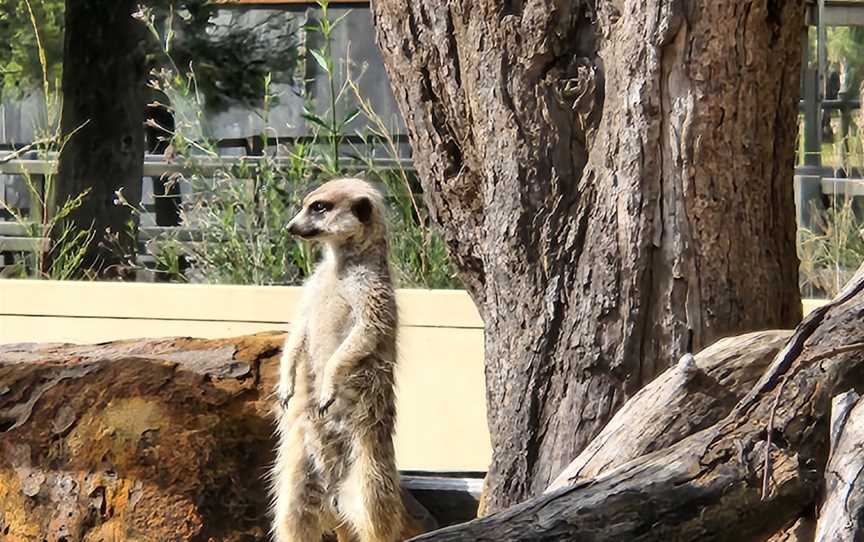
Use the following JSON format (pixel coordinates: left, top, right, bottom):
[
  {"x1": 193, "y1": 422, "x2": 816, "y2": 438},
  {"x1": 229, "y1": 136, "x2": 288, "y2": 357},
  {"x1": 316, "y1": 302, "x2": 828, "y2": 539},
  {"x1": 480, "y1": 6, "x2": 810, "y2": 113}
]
[{"x1": 328, "y1": 48, "x2": 339, "y2": 171}]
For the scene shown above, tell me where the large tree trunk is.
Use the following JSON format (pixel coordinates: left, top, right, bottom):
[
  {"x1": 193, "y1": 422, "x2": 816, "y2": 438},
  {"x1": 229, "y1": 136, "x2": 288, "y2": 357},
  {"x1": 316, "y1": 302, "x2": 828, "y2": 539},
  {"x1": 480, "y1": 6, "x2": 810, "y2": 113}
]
[
  {"x1": 371, "y1": 0, "x2": 806, "y2": 510},
  {"x1": 408, "y1": 266, "x2": 864, "y2": 540},
  {"x1": 56, "y1": 0, "x2": 146, "y2": 278}
]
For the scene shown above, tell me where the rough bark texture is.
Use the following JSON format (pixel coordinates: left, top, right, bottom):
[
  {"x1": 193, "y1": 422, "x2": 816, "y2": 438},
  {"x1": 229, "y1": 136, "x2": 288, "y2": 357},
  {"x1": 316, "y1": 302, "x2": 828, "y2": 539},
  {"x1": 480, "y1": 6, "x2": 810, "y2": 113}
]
[
  {"x1": 813, "y1": 391, "x2": 864, "y2": 541},
  {"x1": 406, "y1": 267, "x2": 864, "y2": 540},
  {"x1": 56, "y1": 0, "x2": 146, "y2": 277},
  {"x1": 765, "y1": 518, "x2": 815, "y2": 542},
  {"x1": 0, "y1": 334, "x2": 431, "y2": 541},
  {"x1": 372, "y1": 0, "x2": 806, "y2": 510},
  {"x1": 547, "y1": 329, "x2": 790, "y2": 491}
]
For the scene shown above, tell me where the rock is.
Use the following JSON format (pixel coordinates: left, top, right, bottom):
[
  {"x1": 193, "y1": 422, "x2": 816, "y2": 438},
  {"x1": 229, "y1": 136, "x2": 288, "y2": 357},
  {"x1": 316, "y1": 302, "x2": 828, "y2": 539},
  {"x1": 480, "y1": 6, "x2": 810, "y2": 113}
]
[{"x1": 0, "y1": 333, "x2": 432, "y2": 541}]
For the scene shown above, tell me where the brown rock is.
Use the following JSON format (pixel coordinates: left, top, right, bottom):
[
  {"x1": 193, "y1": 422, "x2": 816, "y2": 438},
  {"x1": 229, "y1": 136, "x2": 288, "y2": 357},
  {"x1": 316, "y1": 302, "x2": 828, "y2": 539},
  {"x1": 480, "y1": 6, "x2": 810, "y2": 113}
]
[{"x1": 0, "y1": 333, "x2": 282, "y2": 541}]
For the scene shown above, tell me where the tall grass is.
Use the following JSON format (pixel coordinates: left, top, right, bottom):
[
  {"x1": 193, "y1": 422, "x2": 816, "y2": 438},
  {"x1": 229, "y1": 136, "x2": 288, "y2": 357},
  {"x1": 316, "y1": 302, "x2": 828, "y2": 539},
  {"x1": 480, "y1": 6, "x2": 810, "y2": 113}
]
[
  {"x1": 798, "y1": 197, "x2": 864, "y2": 298},
  {"x1": 345, "y1": 76, "x2": 456, "y2": 288}
]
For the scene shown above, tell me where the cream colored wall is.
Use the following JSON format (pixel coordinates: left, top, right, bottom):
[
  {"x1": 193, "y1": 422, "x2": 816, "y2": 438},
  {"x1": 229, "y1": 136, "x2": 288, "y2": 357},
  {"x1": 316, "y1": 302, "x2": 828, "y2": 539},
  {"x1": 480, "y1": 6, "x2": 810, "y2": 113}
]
[
  {"x1": 801, "y1": 298, "x2": 829, "y2": 316},
  {"x1": 0, "y1": 279, "x2": 831, "y2": 472},
  {"x1": 0, "y1": 280, "x2": 488, "y2": 472}
]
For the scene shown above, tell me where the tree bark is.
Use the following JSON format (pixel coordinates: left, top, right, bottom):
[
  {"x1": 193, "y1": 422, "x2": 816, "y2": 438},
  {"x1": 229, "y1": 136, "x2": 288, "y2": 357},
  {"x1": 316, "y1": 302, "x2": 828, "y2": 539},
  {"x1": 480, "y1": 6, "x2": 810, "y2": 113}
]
[
  {"x1": 372, "y1": 0, "x2": 807, "y2": 510},
  {"x1": 407, "y1": 267, "x2": 864, "y2": 540},
  {"x1": 56, "y1": 0, "x2": 146, "y2": 278}
]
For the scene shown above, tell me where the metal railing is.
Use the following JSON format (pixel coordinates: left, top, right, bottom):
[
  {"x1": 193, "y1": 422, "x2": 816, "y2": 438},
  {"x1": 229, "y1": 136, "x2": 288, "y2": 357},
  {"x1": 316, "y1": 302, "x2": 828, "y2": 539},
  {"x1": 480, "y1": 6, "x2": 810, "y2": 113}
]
[
  {"x1": 795, "y1": 3, "x2": 864, "y2": 229},
  {"x1": 0, "y1": 148, "x2": 417, "y2": 275}
]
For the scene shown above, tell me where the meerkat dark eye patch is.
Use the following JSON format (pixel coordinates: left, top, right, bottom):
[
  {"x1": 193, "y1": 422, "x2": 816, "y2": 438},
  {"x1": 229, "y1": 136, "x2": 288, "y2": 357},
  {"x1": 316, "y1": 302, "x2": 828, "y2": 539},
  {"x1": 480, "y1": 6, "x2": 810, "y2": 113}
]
[
  {"x1": 309, "y1": 200, "x2": 333, "y2": 214},
  {"x1": 351, "y1": 197, "x2": 372, "y2": 223}
]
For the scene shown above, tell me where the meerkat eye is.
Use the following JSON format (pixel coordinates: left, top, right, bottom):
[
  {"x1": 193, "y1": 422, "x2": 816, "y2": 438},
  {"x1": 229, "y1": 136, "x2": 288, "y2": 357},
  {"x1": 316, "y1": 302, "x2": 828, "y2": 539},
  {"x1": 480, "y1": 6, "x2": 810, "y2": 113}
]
[{"x1": 309, "y1": 201, "x2": 333, "y2": 214}]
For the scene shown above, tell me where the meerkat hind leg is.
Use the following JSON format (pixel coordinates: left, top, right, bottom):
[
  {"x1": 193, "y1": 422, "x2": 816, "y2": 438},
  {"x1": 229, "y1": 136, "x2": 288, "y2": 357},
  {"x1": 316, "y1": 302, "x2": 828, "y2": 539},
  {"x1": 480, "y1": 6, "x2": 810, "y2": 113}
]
[
  {"x1": 273, "y1": 424, "x2": 325, "y2": 542},
  {"x1": 338, "y1": 435, "x2": 403, "y2": 542},
  {"x1": 334, "y1": 524, "x2": 355, "y2": 542}
]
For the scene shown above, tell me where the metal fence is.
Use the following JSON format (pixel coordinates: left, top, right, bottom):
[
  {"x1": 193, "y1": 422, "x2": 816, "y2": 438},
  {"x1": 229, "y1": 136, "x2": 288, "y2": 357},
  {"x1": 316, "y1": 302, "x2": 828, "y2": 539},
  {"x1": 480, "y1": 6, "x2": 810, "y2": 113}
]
[
  {"x1": 0, "y1": 142, "x2": 416, "y2": 278},
  {"x1": 796, "y1": 1, "x2": 864, "y2": 228}
]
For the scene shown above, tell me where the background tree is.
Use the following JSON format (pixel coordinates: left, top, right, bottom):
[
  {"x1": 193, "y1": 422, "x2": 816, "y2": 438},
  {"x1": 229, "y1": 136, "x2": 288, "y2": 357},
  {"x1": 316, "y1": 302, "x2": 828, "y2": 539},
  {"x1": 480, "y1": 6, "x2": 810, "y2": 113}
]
[
  {"x1": 55, "y1": 0, "x2": 147, "y2": 277},
  {"x1": 145, "y1": 0, "x2": 299, "y2": 112},
  {"x1": 0, "y1": 0, "x2": 63, "y2": 101},
  {"x1": 372, "y1": 0, "x2": 807, "y2": 512}
]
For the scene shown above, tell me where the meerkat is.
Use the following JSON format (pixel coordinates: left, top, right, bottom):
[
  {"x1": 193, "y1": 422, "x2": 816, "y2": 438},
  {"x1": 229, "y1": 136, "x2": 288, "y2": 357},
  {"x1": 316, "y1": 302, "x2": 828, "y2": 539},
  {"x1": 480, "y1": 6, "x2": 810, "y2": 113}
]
[{"x1": 272, "y1": 177, "x2": 406, "y2": 542}]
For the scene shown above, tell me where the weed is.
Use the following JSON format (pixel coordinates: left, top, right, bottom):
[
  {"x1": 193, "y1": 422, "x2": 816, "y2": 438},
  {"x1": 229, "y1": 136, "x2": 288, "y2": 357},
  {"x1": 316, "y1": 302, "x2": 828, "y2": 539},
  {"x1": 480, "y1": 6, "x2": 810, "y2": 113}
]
[
  {"x1": 798, "y1": 196, "x2": 864, "y2": 297},
  {"x1": 0, "y1": 0, "x2": 94, "y2": 280}
]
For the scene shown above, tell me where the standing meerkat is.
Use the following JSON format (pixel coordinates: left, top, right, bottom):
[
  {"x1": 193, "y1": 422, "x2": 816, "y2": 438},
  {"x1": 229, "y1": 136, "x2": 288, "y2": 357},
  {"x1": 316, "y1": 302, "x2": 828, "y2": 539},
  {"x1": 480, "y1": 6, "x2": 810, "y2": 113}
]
[{"x1": 272, "y1": 177, "x2": 406, "y2": 542}]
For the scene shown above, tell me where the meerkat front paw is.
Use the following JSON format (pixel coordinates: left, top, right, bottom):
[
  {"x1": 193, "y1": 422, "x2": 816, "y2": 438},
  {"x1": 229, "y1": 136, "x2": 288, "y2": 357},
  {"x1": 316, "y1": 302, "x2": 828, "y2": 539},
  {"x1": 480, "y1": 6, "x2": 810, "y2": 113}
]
[
  {"x1": 317, "y1": 388, "x2": 336, "y2": 416},
  {"x1": 277, "y1": 380, "x2": 294, "y2": 410}
]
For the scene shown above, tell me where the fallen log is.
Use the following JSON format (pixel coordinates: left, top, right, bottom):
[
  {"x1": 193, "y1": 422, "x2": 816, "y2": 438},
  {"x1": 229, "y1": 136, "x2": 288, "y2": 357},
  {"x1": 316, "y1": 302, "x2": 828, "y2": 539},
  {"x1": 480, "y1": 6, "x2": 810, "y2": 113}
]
[
  {"x1": 813, "y1": 390, "x2": 864, "y2": 541},
  {"x1": 547, "y1": 329, "x2": 791, "y2": 491},
  {"x1": 411, "y1": 266, "x2": 864, "y2": 540},
  {"x1": 765, "y1": 517, "x2": 815, "y2": 542}
]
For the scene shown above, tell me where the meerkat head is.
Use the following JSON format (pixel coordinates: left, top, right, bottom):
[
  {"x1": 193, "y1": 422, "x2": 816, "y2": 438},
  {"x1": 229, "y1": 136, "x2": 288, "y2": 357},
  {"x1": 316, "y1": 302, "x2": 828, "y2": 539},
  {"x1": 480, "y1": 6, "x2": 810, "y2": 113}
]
[{"x1": 287, "y1": 177, "x2": 387, "y2": 248}]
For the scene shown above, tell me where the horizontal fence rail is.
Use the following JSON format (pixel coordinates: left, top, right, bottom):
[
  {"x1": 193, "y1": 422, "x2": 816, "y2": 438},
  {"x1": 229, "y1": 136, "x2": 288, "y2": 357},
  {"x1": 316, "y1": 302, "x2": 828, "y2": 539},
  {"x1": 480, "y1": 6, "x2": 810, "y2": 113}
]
[
  {"x1": 820, "y1": 177, "x2": 864, "y2": 197},
  {"x1": 0, "y1": 151, "x2": 415, "y2": 177},
  {"x1": 0, "y1": 148, "x2": 419, "y2": 275}
]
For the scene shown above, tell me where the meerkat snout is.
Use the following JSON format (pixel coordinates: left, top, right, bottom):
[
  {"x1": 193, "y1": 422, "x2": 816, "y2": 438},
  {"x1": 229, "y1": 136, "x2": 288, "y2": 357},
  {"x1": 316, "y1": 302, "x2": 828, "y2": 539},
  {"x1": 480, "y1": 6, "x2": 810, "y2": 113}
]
[{"x1": 286, "y1": 215, "x2": 321, "y2": 239}]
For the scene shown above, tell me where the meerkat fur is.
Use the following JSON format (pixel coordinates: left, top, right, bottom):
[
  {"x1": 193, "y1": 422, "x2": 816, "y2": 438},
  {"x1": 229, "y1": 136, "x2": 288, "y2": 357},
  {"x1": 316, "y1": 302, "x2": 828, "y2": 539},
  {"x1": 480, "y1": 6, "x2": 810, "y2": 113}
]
[{"x1": 272, "y1": 177, "x2": 405, "y2": 542}]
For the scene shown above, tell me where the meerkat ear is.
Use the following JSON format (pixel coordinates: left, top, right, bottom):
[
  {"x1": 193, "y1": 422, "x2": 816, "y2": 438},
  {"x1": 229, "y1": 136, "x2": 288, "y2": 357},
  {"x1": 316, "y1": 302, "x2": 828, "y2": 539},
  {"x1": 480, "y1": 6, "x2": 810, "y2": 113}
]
[{"x1": 351, "y1": 196, "x2": 373, "y2": 223}]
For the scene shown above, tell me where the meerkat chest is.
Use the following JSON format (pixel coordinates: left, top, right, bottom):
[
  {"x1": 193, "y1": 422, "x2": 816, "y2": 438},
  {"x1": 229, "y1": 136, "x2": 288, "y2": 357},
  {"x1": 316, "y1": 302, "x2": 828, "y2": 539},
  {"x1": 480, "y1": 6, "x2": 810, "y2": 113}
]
[{"x1": 305, "y1": 274, "x2": 354, "y2": 370}]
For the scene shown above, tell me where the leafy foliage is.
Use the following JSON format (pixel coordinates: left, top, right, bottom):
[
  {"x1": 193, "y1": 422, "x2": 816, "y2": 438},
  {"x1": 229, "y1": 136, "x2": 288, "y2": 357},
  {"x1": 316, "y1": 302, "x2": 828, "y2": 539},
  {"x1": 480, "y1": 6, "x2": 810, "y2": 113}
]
[
  {"x1": 144, "y1": 0, "x2": 300, "y2": 112},
  {"x1": 827, "y1": 26, "x2": 864, "y2": 97},
  {"x1": 0, "y1": 0, "x2": 298, "y2": 112},
  {"x1": 0, "y1": 0, "x2": 63, "y2": 99}
]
